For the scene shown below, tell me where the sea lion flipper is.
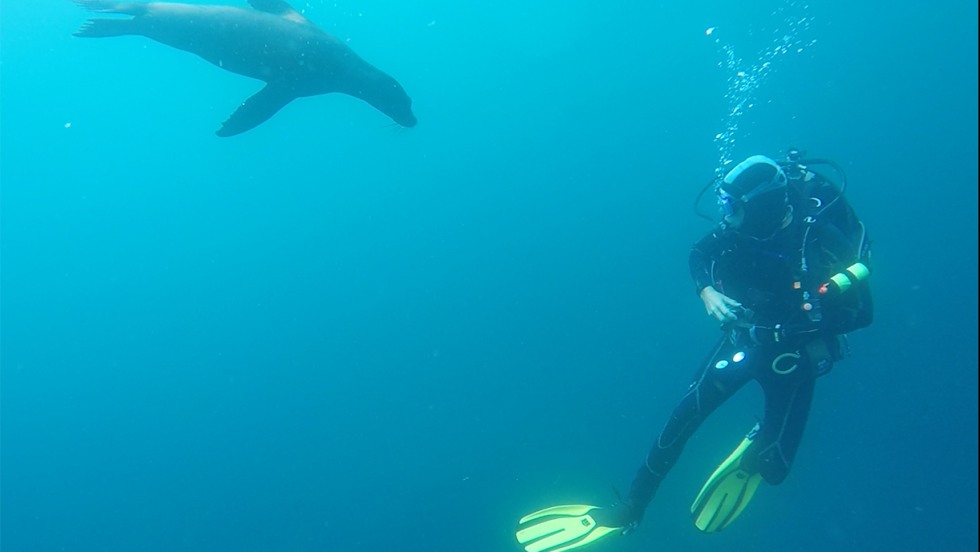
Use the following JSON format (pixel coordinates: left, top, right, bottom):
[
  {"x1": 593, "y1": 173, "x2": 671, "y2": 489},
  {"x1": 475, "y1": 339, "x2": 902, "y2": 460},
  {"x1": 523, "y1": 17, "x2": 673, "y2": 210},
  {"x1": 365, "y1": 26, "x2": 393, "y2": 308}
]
[
  {"x1": 74, "y1": 18, "x2": 134, "y2": 37},
  {"x1": 72, "y1": 0, "x2": 148, "y2": 36},
  {"x1": 217, "y1": 85, "x2": 296, "y2": 137},
  {"x1": 248, "y1": 0, "x2": 310, "y2": 25},
  {"x1": 73, "y1": 0, "x2": 148, "y2": 16}
]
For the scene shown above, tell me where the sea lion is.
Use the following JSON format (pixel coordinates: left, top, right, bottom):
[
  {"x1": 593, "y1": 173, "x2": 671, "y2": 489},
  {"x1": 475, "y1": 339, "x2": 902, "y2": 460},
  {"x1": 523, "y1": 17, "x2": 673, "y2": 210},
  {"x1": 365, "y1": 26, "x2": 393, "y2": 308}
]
[{"x1": 72, "y1": 0, "x2": 417, "y2": 136}]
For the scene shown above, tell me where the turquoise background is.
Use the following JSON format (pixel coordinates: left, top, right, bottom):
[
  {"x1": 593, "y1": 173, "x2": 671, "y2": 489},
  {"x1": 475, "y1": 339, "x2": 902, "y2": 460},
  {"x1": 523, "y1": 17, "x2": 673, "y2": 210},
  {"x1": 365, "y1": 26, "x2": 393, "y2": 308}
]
[{"x1": 2, "y1": 1, "x2": 977, "y2": 550}]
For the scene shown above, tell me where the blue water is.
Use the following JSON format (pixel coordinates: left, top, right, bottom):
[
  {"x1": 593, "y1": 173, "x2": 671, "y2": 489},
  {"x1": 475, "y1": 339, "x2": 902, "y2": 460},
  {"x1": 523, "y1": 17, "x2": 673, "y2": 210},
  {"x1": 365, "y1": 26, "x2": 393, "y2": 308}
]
[{"x1": 2, "y1": 1, "x2": 976, "y2": 551}]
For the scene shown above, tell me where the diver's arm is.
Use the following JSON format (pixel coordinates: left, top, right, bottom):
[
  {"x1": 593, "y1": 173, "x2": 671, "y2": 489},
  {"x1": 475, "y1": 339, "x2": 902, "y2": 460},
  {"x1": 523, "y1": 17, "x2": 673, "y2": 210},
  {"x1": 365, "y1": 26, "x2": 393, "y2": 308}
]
[
  {"x1": 812, "y1": 223, "x2": 874, "y2": 335},
  {"x1": 815, "y1": 279, "x2": 873, "y2": 335},
  {"x1": 690, "y1": 231, "x2": 741, "y2": 322},
  {"x1": 689, "y1": 231, "x2": 723, "y2": 295}
]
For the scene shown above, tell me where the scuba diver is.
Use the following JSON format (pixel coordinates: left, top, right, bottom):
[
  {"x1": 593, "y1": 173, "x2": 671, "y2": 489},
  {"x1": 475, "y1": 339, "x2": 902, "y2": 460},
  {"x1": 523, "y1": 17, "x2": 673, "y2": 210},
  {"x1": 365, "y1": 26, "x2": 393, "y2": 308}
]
[{"x1": 515, "y1": 151, "x2": 874, "y2": 552}]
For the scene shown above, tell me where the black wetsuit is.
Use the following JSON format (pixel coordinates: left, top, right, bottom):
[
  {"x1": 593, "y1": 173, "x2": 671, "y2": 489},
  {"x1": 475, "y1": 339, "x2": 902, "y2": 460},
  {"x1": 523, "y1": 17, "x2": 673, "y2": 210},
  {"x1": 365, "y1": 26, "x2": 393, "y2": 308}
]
[{"x1": 625, "y1": 194, "x2": 873, "y2": 524}]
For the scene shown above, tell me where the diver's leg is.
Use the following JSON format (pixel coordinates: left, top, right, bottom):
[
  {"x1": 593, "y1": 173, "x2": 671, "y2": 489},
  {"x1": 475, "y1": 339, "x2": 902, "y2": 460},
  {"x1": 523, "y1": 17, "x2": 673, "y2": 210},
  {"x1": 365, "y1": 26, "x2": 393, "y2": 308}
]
[
  {"x1": 751, "y1": 344, "x2": 819, "y2": 485},
  {"x1": 626, "y1": 335, "x2": 754, "y2": 520}
]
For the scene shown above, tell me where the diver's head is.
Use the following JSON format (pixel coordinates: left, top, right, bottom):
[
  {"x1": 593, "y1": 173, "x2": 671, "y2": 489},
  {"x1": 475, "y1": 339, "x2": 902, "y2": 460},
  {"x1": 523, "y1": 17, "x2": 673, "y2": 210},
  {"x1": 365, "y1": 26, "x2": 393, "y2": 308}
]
[{"x1": 717, "y1": 155, "x2": 790, "y2": 238}]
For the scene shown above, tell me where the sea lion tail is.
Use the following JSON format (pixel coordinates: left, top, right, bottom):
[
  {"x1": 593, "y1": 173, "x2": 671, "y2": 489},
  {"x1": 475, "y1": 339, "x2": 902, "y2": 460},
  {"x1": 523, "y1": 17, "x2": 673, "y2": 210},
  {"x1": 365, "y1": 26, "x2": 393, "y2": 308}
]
[
  {"x1": 72, "y1": 0, "x2": 148, "y2": 16},
  {"x1": 72, "y1": 0, "x2": 148, "y2": 37},
  {"x1": 73, "y1": 18, "x2": 135, "y2": 37}
]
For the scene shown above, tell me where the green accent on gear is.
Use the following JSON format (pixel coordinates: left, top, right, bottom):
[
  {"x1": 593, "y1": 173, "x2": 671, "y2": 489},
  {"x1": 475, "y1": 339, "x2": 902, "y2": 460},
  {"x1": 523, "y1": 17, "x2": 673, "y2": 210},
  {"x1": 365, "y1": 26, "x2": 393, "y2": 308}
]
[
  {"x1": 830, "y1": 272, "x2": 852, "y2": 292},
  {"x1": 847, "y1": 262, "x2": 870, "y2": 281},
  {"x1": 515, "y1": 504, "x2": 621, "y2": 552},
  {"x1": 690, "y1": 431, "x2": 763, "y2": 532}
]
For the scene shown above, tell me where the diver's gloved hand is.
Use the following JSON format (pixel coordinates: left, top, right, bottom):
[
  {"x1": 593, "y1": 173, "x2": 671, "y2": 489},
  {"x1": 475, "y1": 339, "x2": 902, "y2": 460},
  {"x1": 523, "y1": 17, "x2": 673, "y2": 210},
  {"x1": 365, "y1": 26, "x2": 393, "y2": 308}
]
[
  {"x1": 700, "y1": 286, "x2": 742, "y2": 323},
  {"x1": 593, "y1": 499, "x2": 641, "y2": 536}
]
